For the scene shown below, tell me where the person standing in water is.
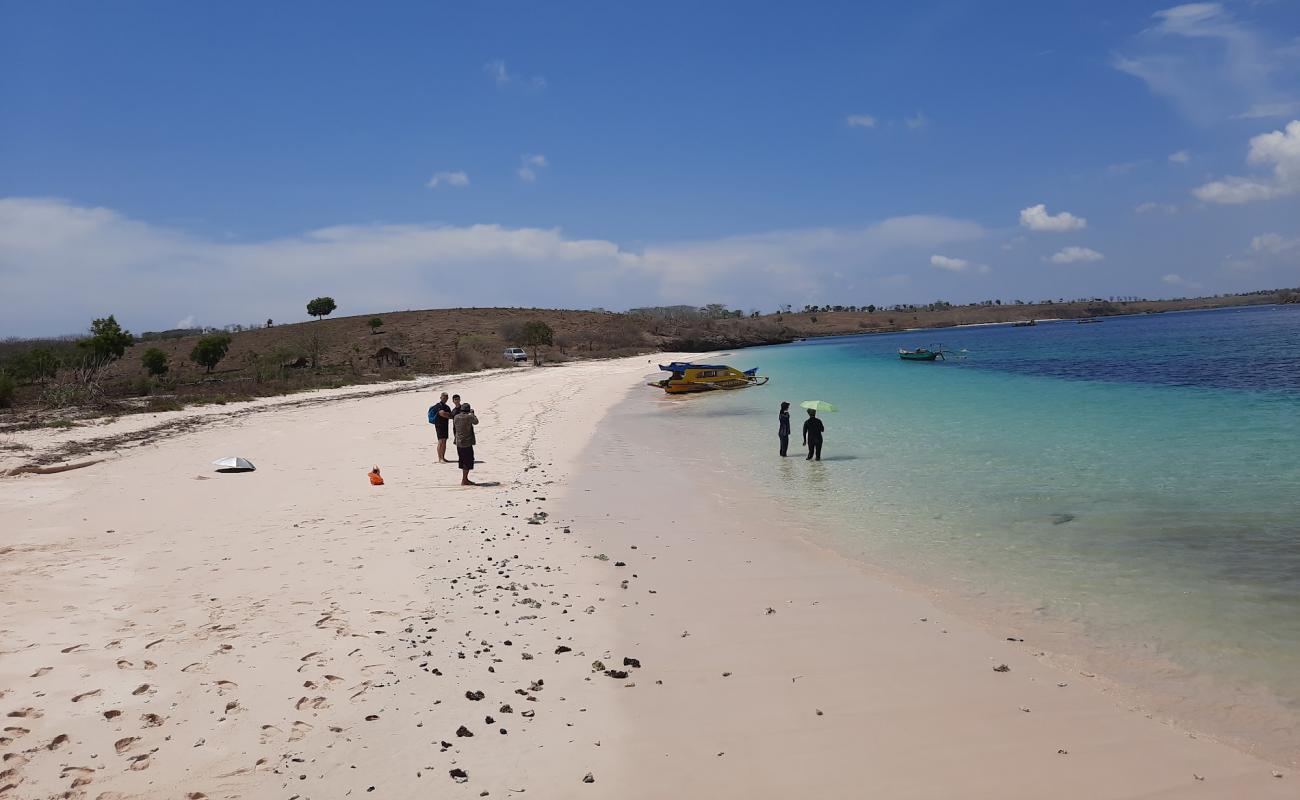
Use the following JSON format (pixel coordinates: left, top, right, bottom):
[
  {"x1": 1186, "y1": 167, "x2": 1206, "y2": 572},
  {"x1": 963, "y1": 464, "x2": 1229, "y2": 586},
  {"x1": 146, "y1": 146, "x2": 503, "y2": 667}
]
[
  {"x1": 778, "y1": 401, "x2": 791, "y2": 457},
  {"x1": 453, "y1": 401, "x2": 480, "y2": 486},
  {"x1": 802, "y1": 408, "x2": 825, "y2": 461}
]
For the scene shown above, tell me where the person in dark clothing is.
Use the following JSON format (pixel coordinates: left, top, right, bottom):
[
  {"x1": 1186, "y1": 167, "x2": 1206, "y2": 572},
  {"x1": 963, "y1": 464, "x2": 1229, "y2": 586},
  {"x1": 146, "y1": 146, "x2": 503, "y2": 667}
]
[
  {"x1": 429, "y1": 392, "x2": 453, "y2": 463},
  {"x1": 778, "y1": 402, "x2": 791, "y2": 457},
  {"x1": 453, "y1": 402, "x2": 479, "y2": 486},
  {"x1": 450, "y1": 394, "x2": 462, "y2": 416},
  {"x1": 802, "y1": 408, "x2": 825, "y2": 461}
]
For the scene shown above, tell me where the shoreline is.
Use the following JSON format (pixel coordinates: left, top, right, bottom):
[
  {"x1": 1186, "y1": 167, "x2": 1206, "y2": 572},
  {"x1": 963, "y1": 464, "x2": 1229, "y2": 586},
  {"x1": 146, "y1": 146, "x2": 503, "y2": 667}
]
[{"x1": 0, "y1": 359, "x2": 1291, "y2": 798}]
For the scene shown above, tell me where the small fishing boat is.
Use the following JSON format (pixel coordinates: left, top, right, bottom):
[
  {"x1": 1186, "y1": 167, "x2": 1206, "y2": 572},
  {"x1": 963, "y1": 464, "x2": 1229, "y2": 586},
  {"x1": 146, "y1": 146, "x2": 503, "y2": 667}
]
[
  {"x1": 648, "y1": 362, "x2": 769, "y2": 394},
  {"x1": 1011, "y1": 319, "x2": 1037, "y2": 327},
  {"x1": 898, "y1": 347, "x2": 943, "y2": 361}
]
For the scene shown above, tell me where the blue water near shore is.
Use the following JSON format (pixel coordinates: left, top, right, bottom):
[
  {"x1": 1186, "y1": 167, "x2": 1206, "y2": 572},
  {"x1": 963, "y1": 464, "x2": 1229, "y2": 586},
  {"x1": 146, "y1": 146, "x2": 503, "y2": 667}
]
[{"x1": 651, "y1": 304, "x2": 1300, "y2": 748}]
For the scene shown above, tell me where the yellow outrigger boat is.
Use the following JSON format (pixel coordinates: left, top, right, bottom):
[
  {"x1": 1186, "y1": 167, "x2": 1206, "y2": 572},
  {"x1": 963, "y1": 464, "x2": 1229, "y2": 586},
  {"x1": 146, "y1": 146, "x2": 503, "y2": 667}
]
[{"x1": 648, "y1": 361, "x2": 769, "y2": 394}]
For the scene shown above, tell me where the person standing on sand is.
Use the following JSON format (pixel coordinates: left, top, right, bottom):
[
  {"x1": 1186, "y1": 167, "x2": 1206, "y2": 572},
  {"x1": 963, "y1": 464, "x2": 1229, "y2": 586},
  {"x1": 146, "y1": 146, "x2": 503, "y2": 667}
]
[
  {"x1": 453, "y1": 401, "x2": 479, "y2": 486},
  {"x1": 429, "y1": 392, "x2": 453, "y2": 463},
  {"x1": 803, "y1": 408, "x2": 825, "y2": 461},
  {"x1": 778, "y1": 401, "x2": 791, "y2": 457},
  {"x1": 450, "y1": 394, "x2": 462, "y2": 417}
]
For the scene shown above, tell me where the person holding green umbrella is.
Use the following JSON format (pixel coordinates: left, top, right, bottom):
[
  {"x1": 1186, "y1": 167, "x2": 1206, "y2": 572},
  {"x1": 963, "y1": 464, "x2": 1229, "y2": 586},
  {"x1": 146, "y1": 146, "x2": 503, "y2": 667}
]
[{"x1": 799, "y1": 400, "x2": 835, "y2": 461}]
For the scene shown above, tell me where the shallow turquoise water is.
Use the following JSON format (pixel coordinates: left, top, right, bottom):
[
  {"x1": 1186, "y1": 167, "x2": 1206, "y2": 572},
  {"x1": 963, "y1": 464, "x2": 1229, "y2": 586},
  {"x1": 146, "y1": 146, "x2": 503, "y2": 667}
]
[{"x1": 648, "y1": 305, "x2": 1300, "y2": 748}]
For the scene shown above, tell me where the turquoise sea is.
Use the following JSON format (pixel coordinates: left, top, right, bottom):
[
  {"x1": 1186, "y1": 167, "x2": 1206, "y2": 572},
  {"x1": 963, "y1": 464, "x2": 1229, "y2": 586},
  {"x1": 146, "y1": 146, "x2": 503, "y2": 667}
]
[{"x1": 645, "y1": 304, "x2": 1300, "y2": 757}]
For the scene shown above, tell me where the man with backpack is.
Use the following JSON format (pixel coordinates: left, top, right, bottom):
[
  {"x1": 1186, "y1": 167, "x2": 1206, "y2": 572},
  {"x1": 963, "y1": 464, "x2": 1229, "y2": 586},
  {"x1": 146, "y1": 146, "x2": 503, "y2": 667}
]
[{"x1": 428, "y1": 392, "x2": 454, "y2": 463}]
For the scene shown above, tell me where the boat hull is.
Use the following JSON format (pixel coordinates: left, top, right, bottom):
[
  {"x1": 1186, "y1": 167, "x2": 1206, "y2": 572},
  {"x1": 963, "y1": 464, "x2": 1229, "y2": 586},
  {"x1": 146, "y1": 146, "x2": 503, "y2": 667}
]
[{"x1": 648, "y1": 362, "x2": 769, "y2": 394}]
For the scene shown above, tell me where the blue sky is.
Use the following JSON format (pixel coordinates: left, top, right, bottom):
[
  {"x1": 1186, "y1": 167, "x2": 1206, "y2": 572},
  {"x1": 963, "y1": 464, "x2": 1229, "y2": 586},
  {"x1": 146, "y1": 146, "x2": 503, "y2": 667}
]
[{"x1": 2, "y1": 1, "x2": 1300, "y2": 336}]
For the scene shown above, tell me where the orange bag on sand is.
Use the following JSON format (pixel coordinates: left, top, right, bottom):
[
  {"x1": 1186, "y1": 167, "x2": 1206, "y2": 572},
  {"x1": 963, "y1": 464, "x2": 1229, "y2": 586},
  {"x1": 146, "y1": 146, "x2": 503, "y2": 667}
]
[{"x1": 368, "y1": 466, "x2": 384, "y2": 486}]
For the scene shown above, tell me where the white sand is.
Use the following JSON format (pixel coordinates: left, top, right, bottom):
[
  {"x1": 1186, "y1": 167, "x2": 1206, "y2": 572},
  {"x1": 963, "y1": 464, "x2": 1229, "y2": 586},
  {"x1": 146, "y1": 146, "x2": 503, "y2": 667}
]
[{"x1": 0, "y1": 356, "x2": 1291, "y2": 799}]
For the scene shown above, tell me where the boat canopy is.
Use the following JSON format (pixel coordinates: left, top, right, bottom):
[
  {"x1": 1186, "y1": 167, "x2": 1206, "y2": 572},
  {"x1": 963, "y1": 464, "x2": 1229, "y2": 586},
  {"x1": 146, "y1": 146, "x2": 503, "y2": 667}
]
[{"x1": 659, "y1": 361, "x2": 736, "y2": 372}]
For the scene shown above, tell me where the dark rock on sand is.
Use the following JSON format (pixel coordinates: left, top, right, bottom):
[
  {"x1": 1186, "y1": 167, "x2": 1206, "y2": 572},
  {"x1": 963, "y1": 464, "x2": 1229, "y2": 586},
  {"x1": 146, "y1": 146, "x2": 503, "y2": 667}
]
[
  {"x1": 457, "y1": 725, "x2": 474, "y2": 737},
  {"x1": 622, "y1": 657, "x2": 641, "y2": 668},
  {"x1": 466, "y1": 690, "x2": 485, "y2": 701},
  {"x1": 604, "y1": 669, "x2": 629, "y2": 679}
]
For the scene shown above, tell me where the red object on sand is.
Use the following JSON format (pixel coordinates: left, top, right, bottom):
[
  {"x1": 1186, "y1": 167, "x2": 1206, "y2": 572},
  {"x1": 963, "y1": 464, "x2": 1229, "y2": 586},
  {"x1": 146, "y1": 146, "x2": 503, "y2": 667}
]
[{"x1": 368, "y1": 466, "x2": 384, "y2": 486}]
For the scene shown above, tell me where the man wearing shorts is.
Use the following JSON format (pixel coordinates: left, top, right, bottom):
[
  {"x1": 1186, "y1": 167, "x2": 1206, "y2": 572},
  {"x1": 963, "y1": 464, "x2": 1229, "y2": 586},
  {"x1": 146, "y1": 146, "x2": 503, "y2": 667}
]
[
  {"x1": 429, "y1": 392, "x2": 453, "y2": 463},
  {"x1": 453, "y1": 401, "x2": 479, "y2": 486}
]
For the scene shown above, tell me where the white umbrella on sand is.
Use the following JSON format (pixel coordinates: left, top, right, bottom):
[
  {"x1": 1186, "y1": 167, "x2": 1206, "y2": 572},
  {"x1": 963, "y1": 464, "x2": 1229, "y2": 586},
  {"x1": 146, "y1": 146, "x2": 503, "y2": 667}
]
[{"x1": 212, "y1": 456, "x2": 256, "y2": 472}]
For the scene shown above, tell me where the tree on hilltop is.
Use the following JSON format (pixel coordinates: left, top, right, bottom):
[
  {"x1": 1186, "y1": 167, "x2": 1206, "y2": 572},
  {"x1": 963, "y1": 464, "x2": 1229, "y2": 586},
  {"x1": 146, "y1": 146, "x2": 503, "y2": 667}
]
[
  {"x1": 368, "y1": 317, "x2": 383, "y2": 334},
  {"x1": 307, "y1": 297, "x2": 337, "y2": 320}
]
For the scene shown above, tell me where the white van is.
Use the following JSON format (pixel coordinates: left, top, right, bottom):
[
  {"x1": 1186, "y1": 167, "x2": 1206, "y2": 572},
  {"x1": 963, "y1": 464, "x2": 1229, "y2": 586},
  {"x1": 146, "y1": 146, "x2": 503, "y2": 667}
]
[{"x1": 503, "y1": 347, "x2": 528, "y2": 362}]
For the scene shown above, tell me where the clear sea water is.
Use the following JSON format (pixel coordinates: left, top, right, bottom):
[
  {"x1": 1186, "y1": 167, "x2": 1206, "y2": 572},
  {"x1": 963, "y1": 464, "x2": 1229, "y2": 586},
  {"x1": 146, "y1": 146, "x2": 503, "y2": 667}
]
[{"x1": 646, "y1": 304, "x2": 1300, "y2": 758}]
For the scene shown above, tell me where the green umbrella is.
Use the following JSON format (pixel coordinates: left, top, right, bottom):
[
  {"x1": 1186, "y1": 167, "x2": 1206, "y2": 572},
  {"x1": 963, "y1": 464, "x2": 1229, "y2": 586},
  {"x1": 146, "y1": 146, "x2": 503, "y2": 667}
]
[{"x1": 800, "y1": 400, "x2": 837, "y2": 413}]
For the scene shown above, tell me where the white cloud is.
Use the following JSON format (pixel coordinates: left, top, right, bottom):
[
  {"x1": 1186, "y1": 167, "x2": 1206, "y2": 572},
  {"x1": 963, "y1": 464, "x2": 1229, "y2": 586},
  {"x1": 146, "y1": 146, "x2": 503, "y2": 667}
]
[
  {"x1": 1231, "y1": 102, "x2": 1300, "y2": 120},
  {"x1": 175, "y1": 315, "x2": 195, "y2": 329},
  {"x1": 1135, "y1": 201, "x2": 1179, "y2": 214},
  {"x1": 1192, "y1": 119, "x2": 1300, "y2": 203},
  {"x1": 1001, "y1": 235, "x2": 1028, "y2": 251},
  {"x1": 0, "y1": 198, "x2": 987, "y2": 336},
  {"x1": 1161, "y1": 273, "x2": 1202, "y2": 289},
  {"x1": 484, "y1": 59, "x2": 545, "y2": 90},
  {"x1": 427, "y1": 170, "x2": 469, "y2": 189},
  {"x1": 1249, "y1": 232, "x2": 1300, "y2": 254},
  {"x1": 904, "y1": 112, "x2": 928, "y2": 129},
  {"x1": 930, "y1": 254, "x2": 968, "y2": 271},
  {"x1": 1113, "y1": 3, "x2": 1283, "y2": 123},
  {"x1": 1019, "y1": 203, "x2": 1087, "y2": 232},
  {"x1": 1168, "y1": 149, "x2": 1190, "y2": 163},
  {"x1": 846, "y1": 114, "x2": 877, "y2": 128},
  {"x1": 517, "y1": 154, "x2": 548, "y2": 182},
  {"x1": 1048, "y1": 246, "x2": 1104, "y2": 264}
]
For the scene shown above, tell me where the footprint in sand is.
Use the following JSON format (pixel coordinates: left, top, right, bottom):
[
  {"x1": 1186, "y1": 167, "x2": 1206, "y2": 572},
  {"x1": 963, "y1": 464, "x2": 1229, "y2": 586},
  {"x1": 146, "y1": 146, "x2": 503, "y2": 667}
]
[
  {"x1": 60, "y1": 643, "x2": 87, "y2": 654},
  {"x1": 213, "y1": 680, "x2": 237, "y2": 692},
  {"x1": 140, "y1": 713, "x2": 165, "y2": 727},
  {"x1": 29, "y1": 667, "x2": 52, "y2": 678},
  {"x1": 258, "y1": 725, "x2": 282, "y2": 745},
  {"x1": 47, "y1": 733, "x2": 70, "y2": 750},
  {"x1": 289, "y1": 721, "x2": 313, "y2": 741},
  {"x1": 181, "y1": 663, "x2": 205, "y2": 673},
  {"x1": 127, "y1": 754, "x2": 150, "y2": 771},
  {"x1": 114, "y1": 737, "x2": 139, "y2": 754},
  {"x1": 6, "y1": 708, "x2": 42, "y2": 719},
  {"x1": 103, "y1": 710, "x2": 121, "y2": 720},
  {"x1": 131, "y1": 684, "x2": 151, "y2": 696},
  {"x1": 116, "y1": 660, "x2": 133, "y2": 669},
  {"x1": 72, "y1": 689, "x2": 102, "y2": 703}
]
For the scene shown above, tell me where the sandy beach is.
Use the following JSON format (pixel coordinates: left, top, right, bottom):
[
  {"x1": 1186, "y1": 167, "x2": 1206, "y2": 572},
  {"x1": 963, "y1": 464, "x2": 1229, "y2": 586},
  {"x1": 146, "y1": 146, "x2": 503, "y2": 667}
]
[{"x1": 0, "y1": 355, "x2": 1292, "y2": 799}]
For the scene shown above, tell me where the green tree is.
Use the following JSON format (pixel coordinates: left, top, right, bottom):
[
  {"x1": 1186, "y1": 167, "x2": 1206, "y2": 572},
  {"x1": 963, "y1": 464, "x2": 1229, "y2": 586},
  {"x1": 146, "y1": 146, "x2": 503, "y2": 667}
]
[
  {"x1": 368, "y1": 317, "x2": 383, "y2": 334},
  {"x1": 521, "y1": 320, "x2": 554, "y2": 366},
  {"x1": 79, "y1": 315, "x2": 134, "y2": 363},
  {"x1": 190, "y1": 334, "x2": 233, "y2": 373},
  {"x1": 69, "y1": 315, "x2": 134, "y2": 384},
  {"x1": 306, "y1": 297, "x2": 337, "y2": 319},
  {"x1": 10, "y1": 348, "x2": 61, "y2": 384},
  {"x1": 141, "y1": 347, "x2": 169, "y2": 376},
  {"x1": 0, "y1": 372, "x2": 15, "y2": 408}
]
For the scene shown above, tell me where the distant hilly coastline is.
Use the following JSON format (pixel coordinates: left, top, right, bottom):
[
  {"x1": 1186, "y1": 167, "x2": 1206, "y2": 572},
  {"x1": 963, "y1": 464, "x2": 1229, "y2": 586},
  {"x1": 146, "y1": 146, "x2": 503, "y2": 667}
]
[{"x1": 0, "y1": 287, "x2": 1294, "y2": 424}]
